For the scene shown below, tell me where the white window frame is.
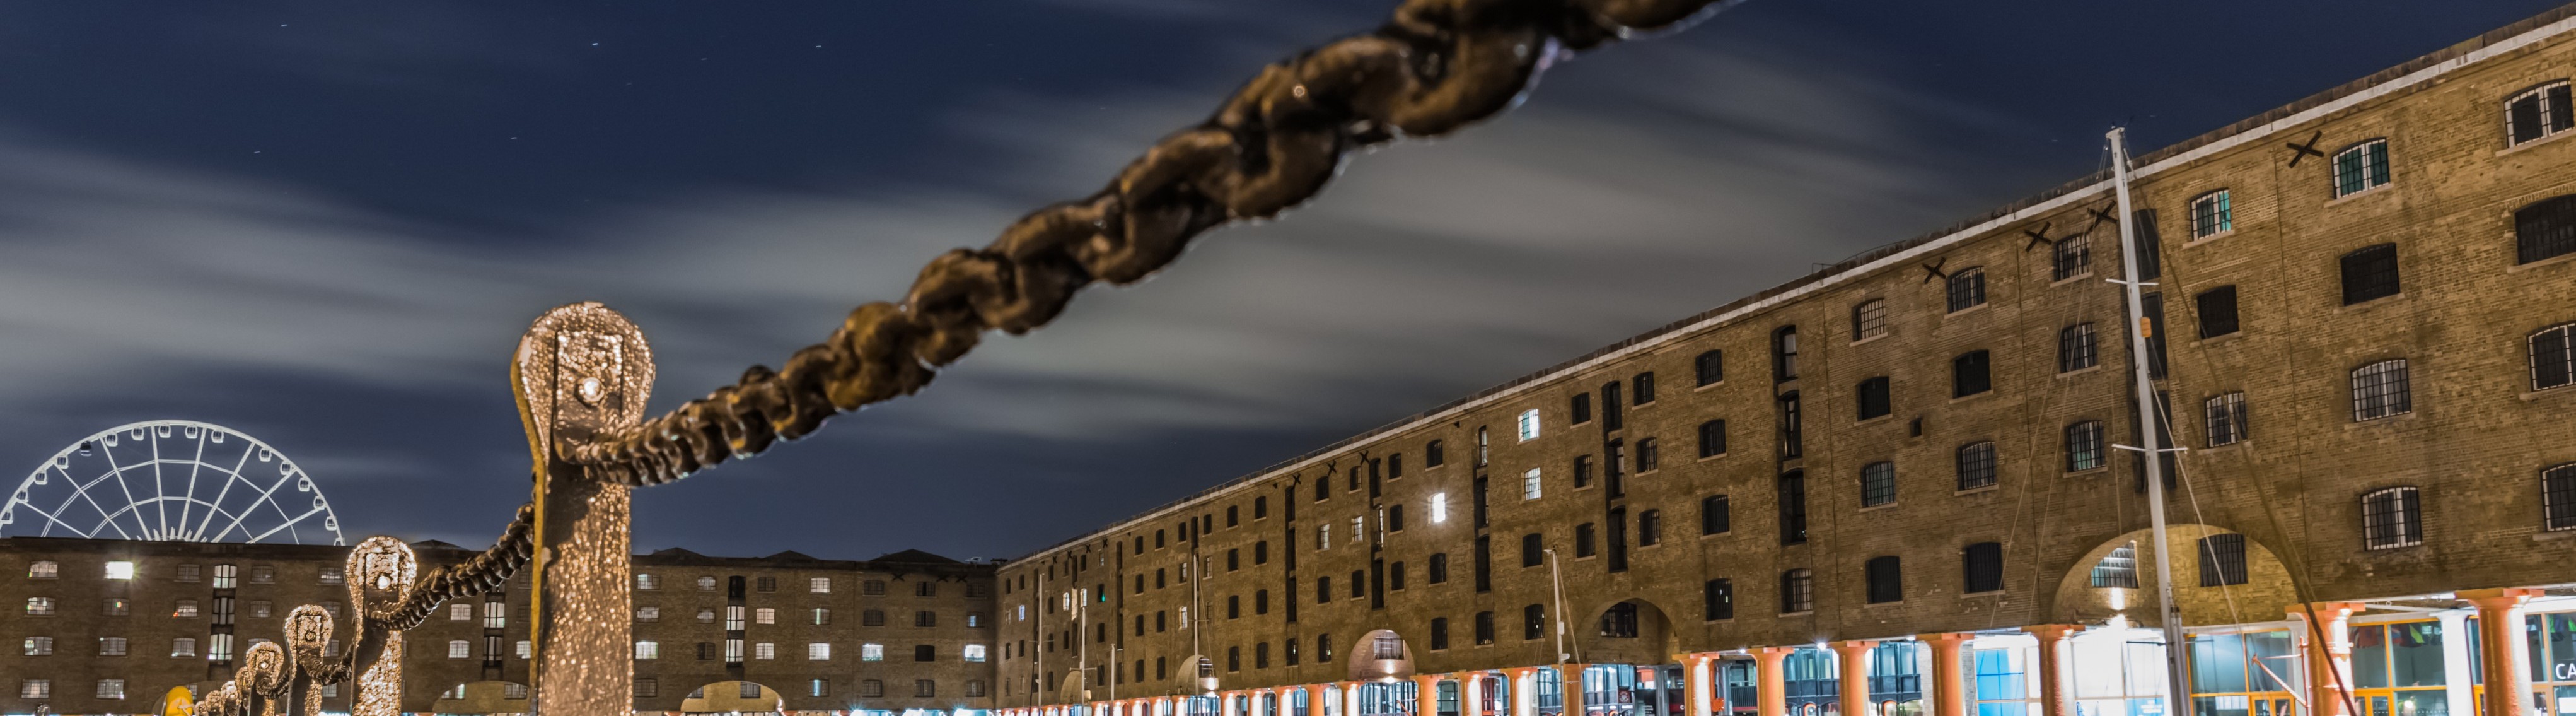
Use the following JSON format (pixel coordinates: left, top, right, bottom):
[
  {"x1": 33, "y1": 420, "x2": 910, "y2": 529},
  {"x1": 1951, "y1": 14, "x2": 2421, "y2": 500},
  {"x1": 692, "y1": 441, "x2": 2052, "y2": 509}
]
[
  {"x1": 756, "y1": 607, "x2": 776, "y2": 625},
  {"x1": 1522, "y1": 467, "x2": 1543, "y2": 501},
  {"x1": 450, "y1": 602, "x2": 473, "y2": 621},
  {"x1": 2361, "y1": 486, "x2": 2423, "y2": 550},
  {"x1": 1516, "y1": 409, "x2": 1541, "y2": 442},
  {"x1": 755, "y1": 642, "x2": 777, "y2": 660},
  {"x1": 448, "y1": 640, "x2": 471, "y2": 659},
  {"x1": 862, "y1": 643, "x2": 886, "y2": 662},
  {"x1": 2505, "y1": 80, "x2": 2572, "y2": 146},
  {"x1": 964, "y1": 643, "x2": 989, "y2": 662},
  {"x1": 810, "y1": 577, "x2": 832, "y2": 594},
  {"x1": 634, "y1": 640, "x2": 659, "y2": 660},
  {"x1": 2190, "y1": 190, "x2": 2233, "y2": 240}
]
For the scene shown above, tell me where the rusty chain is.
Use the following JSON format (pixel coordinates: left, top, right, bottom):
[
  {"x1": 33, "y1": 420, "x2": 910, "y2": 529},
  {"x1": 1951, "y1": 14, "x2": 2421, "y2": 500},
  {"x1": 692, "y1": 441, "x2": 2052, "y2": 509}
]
[{"x1": 564, "y1": 0, "x2": 1737, "y2": 486}]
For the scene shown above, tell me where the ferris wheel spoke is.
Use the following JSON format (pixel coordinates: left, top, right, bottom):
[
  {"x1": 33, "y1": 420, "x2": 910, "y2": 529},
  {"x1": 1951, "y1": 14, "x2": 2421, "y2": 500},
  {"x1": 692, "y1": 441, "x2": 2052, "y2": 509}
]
[
  {"x1": 212, "y1": 463, "x2": 302, "y2": 546},
  {"x1": 10, "y1": 496, "x2": 91, "y2": 537},
  {"x1": 243, "y1": 504, "x2": 326, "y2": 544},
  {"x1": 149, "y1": 436, "x2": 170, "y2": 542},
  {"x1": 91, "y1": 439, "x2": 151, "y2": 539},
  {"x1": 55, "y1": 464, "x2": 137, "y2": 541},
  {"x1": 178, "y1": 428, "x2": 210, "y2": 543},
  {"x1": 191, "y1": 443, "x2": 257, "y2": 542}
]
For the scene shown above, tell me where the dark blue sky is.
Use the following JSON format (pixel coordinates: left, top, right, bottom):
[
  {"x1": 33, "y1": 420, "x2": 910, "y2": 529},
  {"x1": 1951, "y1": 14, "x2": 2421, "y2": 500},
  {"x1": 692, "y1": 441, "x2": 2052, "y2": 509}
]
[{"x1": 0, "y1": 1, "x2": 2558, "y2": 561}]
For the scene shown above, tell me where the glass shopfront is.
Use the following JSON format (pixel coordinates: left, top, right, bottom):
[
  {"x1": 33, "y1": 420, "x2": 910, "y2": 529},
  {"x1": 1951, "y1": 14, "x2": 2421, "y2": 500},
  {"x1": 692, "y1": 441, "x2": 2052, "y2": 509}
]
[
  {"x1": 1971, "y1": 635, "x2": 2041, "y2": 716},
  {"x1": 2188, "y1": 630, "x2": 2300, "y2": 716},
  {"x1": 2069, "y1": 627, "x2": 2171, "y2": 716}
]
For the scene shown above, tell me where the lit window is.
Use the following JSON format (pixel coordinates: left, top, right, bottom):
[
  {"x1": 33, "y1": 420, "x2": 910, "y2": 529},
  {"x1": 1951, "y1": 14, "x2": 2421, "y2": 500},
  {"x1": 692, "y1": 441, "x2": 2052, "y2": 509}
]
[
  {"x1": 450, "y1": 602, "x2": 472, "y2": 621},
  {"x1": 2331, "y1": 139, "x2": 2391, "y2": 197},
  {"x1": 1350, "y1": 516, "x2": 1364, "y2": 544},
  {"x1": 634, "y1": 606, "x2": 659, "y2": 623},
  {"x1": 1523, "y1": 468, "x2": 1542, "y2": 500},
  {"x1": 517, "y1": 640, "x2": 531, "y2": 659},
  {"x1": 965, "y1": 643, "x2": 989, "y2": 662},
  {"x1": 484, "y1": 600, "x2": 504, "y2": 628},
  {"x1": 27, "y1": 561, "x2": 58, "y2": 579},
  {"x1": 1430, "y1": 493, "x2": 1448, "y2": 524},
  {"x1": 170, "y1": 638, "x2": 196, "y2": 657},
  {"x1": 210, "y1": 564, "x2": 237, "y2": 589},
  {"x1": 171, "y1": 599, "x2": 196, "y2": 618},
  {"x1": 23, "y1": 637, "x2": 52, "y2": 655},
  {"x1": 634, "y1": 573, "x2": 658, "y2": 591},
  {"x1": 1517, "y1": 409, "x2": 1541, "y2": 442},
  {"x1": 633, "y1": 641, "x2": 659, "y2": 660},
  {"x1": 755, "y1": 642, "x2": 776, "y2": 660},
  {"x1": 756, "y1": 607, "x2": 775, "y2": 625},
  {"x1": 103, "y1": 561, "x2": 134, "y2": 580},
  {"x1": 810, "y1": 577, "x2": 832, "y2": 593},
  {"x1": 862, "y1": 643, "x2": 885, "y2": 662},
  {"x1": 448, "y1": 640, "x2": 470, "y2": 659},
  {"x1": 96, "y1": 679, "x2": 125, "y2": 700},
  {"x1": 25, "y1": 597, "x2": 55, "y2": 616},
  {"x1": 20, "y1": 680, "x2": 50, "y2": 699},
  {"x1": 2542, "y1": 463, "x2": 2576, "y2": 532},
  {"x1": 99, "y1": 637, "x2": 126, "y2": 656},
  {"x1": 2190, "y1": 190, "x2": 2232, "y2": 239}
]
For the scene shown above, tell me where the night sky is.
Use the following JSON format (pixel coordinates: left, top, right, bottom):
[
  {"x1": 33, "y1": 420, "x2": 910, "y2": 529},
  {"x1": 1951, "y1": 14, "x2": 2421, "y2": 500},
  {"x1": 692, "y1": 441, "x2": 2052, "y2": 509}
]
[{"x1": 0, "y1": 1, "x2": 2559, "y2": 561}]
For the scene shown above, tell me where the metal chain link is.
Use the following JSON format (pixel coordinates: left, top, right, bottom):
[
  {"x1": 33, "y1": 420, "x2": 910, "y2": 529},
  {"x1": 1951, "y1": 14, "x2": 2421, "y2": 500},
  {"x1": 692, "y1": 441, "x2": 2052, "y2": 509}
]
[
  {"x1": 564, "y1": 0, "x2": 1736, "y2": 486},
  {"x1": 384, "y1": 501, "x2": 540, "y2": 630}
]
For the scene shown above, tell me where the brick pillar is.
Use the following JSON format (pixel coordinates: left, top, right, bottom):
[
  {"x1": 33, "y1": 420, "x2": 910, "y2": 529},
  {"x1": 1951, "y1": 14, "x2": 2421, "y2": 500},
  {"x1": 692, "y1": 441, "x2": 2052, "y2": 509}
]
[
  {"x1": 2461, "y1": 589, "x2": 2543, "y2": 716},
  {"x1": 2289, "y1": 603, "x2": 2368, "y2": 716},
  {"x1": 1830, "y1": 642, "x2": 1878, "y2": 716},
  {"x1": 1678, "y1": 654, "x2": 1720, "y2": 716},
  {"x1": 1919, "y1": 633, "x2": 1972, "y2": 716},
  {"x1": 1751, "y1": 648, "x2": 1794, "y2": 716},
  {"x1": 1558, "y1": 664, "x2": 1590, "y2": 716},
  {"x1": 2022, "y1": 625, "x2": 2080, "y2": 716}
]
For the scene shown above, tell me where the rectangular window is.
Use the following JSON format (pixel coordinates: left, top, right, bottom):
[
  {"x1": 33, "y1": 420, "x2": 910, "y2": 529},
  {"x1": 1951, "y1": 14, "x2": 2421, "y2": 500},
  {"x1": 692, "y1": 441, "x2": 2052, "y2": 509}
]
[
  {"x1": 2059, "y1": 323, "x2": 2097, "y2": 372},
  {"x1": 634, "y1": 641, "x2": 659, "y2": 660},
  {"x1": 1963, "y1": 542, "x2": 2004, "y2": 594},
  {"x1": 1956, "y1": 442, "x2": 1997, "y2": 491},
  {"x1": 2196, "y1": 286, "x2": 2239, "y2": 338},
  {"x1": 1523, "y1": 604, "x2": 1546, "y2": 640},
  {"x1": 860, "y1": 680, "x2": 885, "y2": 698},
  {"x1": 2542, "y1": 464, "x2": 2576, "y2": 532},
  {"x1": 99, "y1": 637, "x2": 126, "y2": 656},
  {"x1": 2196, "y1": 534, "x2": 2248, "y2": 586},
  {"x1": 2340, "y1": 244, "x2": 2401, "y2": 305},
  {"x1": 1475, "y1": 611, "x2": 1497, "y2": 645},
  {"x1": 1574, "y1": 524, "x2": 1596, "y2": 558},
  {"x1": 2065, "y1": 421, "x2": 2105, "y2": 472},
  {"x1": 1697, "y1": 420, "x2": 1726, "y2": 458},
  {"x1": 1703, "y1": 579, "x2": 1733, "y2": 620},
  {"x1": 1517, "y1": 408, "x2": 1541, "y2": 442},
  {"x1": 2205, "y1": 392, "x2": 2249, "y2": 446},
  {"x1": 2053, "y1": 235, "x2": 2090, "y2": 281},
  {"x1": 809, "y1": 577, "x2": 831, "y2": 593},
  {"x1": 1953, "y1": 351, "x2": 1992, "y2": 397},
  {"x1": 1521, "y1": 534, "x2": 1543, "y2": 567},
  {"x1": 1522, "y1": 468, "x2": 1542, "y2": 500},
  {"x1": 1633, "y1": 372, "x2": 1656, "y2": 404},
  {"x1": 2332, "y1": 139, "x2": 2391, "y2": 197},
  {"x1": 809, "y1": 642, "x2": 832, "y2": 660},
  {"x1": 1780, "y1": 570, "x2": 1813, "y2": 613},
  {"x1": 1777, "y1": 392, "x2": 1802, "y2": 459},
  {"x1": 1700, "y1": 495, "x2": 1730, "y2": 535},
  {"x1": 1860, "y1": 462, "x2": 1896, "y2": 507},
  {"x1": 2351, "y1": 360, "x2": 2412, "y2": 421},
  {"x1": 97, "y1": 679, "x2": 125, "y2": 700},
  {"x1": 2508, "y1": 81, "x2": 2575, "y2": 145},
  {"x1": 1635, "y1": 438, "x2": 1658, "y2": 472},
  {"x1": 633, "y1": 573, "x2": 658, "y2": 591},
  {"x1": 1695, "y1": 350, "x2": 1723, "y2": 386},
  {"x1": 1852, "y1": 300, "x2": 1888, "y2": 341},
  {"x1": 2361, "y1": 487, "x2": 2423, "y2": 549},
  {"x1": 1429, "y1": 618, "x2": 1449, "y2": 650},
  {"x1": 753, "y1": 642, "x2": 775, "y2": 660},
  {"x1": 1778, "y1": 471, "x2": 1807, "y2": 544},
  {"x1": 1864, "y1": 556, "x2": 1903, "y2": 604},
  {"x1": 862, "y1": 643, "x2": 885, "y2": 661},
  {"x1": 2190, "y1": 191, "x2": 2233, "y2": 239},
  {"x1": 1430, "y1": 493, "x2": 1448, "y2": 524},
  {"x1": 1857, "y1": 377, "x2": 1891, "y2": 420}
]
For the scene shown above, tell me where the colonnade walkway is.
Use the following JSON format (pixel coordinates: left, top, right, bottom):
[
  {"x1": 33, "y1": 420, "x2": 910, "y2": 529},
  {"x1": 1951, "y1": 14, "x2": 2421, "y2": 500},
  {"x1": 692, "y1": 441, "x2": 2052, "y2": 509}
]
[{"x1": 1004, "y1": 590, "x2": 2576, "y2": 716}]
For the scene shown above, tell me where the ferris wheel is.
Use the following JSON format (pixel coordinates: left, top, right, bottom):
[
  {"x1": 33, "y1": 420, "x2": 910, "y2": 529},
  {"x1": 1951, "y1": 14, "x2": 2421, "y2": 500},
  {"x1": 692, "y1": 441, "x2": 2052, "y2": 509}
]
[{"x1": 2, "y1": 420, "x2": 344, "y2": 546}]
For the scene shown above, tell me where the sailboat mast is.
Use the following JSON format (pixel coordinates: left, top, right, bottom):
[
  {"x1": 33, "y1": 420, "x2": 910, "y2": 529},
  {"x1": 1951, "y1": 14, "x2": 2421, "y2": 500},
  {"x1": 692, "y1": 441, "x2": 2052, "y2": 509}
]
[{"x1": 2106, "y1": 126, "x2": 2194, "y2": 707}]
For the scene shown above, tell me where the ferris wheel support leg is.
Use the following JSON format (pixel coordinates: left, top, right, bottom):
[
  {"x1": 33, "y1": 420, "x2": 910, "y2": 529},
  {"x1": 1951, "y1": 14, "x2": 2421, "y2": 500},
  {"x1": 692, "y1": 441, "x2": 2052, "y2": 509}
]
[{"x1": 513, "y1": 302, "x2": 654, "y2": 716}]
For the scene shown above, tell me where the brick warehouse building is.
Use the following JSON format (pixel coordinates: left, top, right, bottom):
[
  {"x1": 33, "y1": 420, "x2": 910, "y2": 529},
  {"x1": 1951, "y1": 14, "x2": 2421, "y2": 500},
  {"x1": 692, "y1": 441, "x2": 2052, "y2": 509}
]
[
  {"x1": 990, "y1": 8, "x2": 2576, "y2": 716},
  {"x1": 1, "y1": 537, "x2": 1000, "y2": 713}
]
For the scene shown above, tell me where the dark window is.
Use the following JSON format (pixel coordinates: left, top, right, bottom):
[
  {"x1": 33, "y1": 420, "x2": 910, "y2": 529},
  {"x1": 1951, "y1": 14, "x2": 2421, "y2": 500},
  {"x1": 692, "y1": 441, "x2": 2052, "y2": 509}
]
[
  {"x1": 1601, "y1": 382, "x2": 1623, "y2": 431},
  {"x1": 2533, "y1": 323, "x2": 2576, "y2": 391},
  {"x1": 1864, "y1": 556, "x2": 1903, "y2": 604},
  {"x1": 1227, "y1": 505, "x2": 1239, "y2": 527},
  {"x1": 915, "y1": 645, "x2": 936, "y2": 662},
  {"x1": 1314, "y1": 478, "x2": 1327, "y2": 502},
  {"x1": 1574, "y1": 524, "x2": 1596, "y2": 558},
  {"x1": 2517, "y1": 194, "x2": 2576, "y2": 264},
  {"x1": 1227, "y1": 549, "x2": 1239, "y2": 571},
  {"x1": 2053, "y1": 235, "x2": 2091, "y2": 281},
  {"x1": 1227, "y1": 647, "x2": 1240, "y2": 672},
  {"x1": 2543, "y1": 464, "x2": 2576, "y2": 532},
  {"x1": 1702, "y1": 579, "x2": 1734, "y2": 621},
  {"x1": 1635, "y1": 438, "x2": 1659, "y2": 473},
  {"x1": 1700, "y1": 495, "x2": 1730, "y2": 535},
  {"x1": 2091, "y1": 542, "x2": 2140, "y2": 589},
  {"x1": 1473, "y1": 537, "x2": 1491, "y2": 592},
  {"x1": 1473, "y1": 478, "x2": 1489, "y2": 528},
  {"x1": 1778, "y1": 471, "x2": 1807, "y2": 545},
  {"x1": 2507, "y1": 81, "x2": 2575, "y2": 146},
  {"x1": 1349, "y1": 570, "x2": 1364, "y2": 599},
  {"x1": 2340, "y1": 244, "x2": 2401, "y2": 305},
  {"x1": 1316, "y1": 577, "x2": 1330, "y2": 604},
  {"x1": 1427, "y1": 553, "x2": 1448, "y2": 584},
  {"x1": 1426, "y1": 440, "x2": 1445, "y2": 467},
  {"x1": 1946, "y1": 267, "x2": 1987, "y2": 312},
  {"x1": 1857, "y1": 377, "x2": 1892, "y2": 420},
  {"x1": 2204, "y1": 393, "x2": 2249, "y2": 447},
  {"x1": 1859, "y1": 462, "x2": 1896, "y2": 507},
  {"x1": 1570, "y1": 394, "x2": 1592, "y2": 425},
  {"x1": 1773, "y1": 327, "x2": 1799, "y2": 381},
  {"x1": 1777, "y1": 392, "x2": 1802, "y2": 459},
  {"x1": 1255, "y1": 541, "x2": 1269, "y2": 565},
  {"x1": 1520, "y1": 534, "x2": 1543, "y2": 567},
  {"x1": 1429, "y1": 618, "x2": 1449, "y2": 650},
  {"x1": 1697, "y1": 420, "x2": 1726, "y2": 458},
  {"x1": 1253, "y1": 496, "x2": 1267, "y2": 519},
  {"x1": 1962, "y1": 542, "x2": 2004, "y2": 594},
  {"x1": 1695, "y1": 350, "x2": 1724, "y2": 386},
  {"x1": 1256, "y1": 642, "x2": 1271, "y2": 668},
  {"x1": 1637, "y1": 510, "x2": 1661, "y2": 546},
  {"x1": 1956, "y1": 442, "x2": 1997, "y2": 491},
  {"x1": 1388, "y1": 563, "x2": 1405, "y2": 591},
  {"x1": 1388, "y1": 454, "x2": 1403, "y2": 479},
  {"x1": 2361, "y1": 487, "x2": 2423, "y2": 549},
  {"x1": 1474, "y1": 611, "x2": 1496, "y2": 645},
  {"x1": 1599, "y1": 602, "x2": 1640, "y2": 638},
  {"x1": 2332, "y1": 139, "x2": 2392, "y2": 197},
  {"x1": 2131, "y1": 209, "x2": 2164, "y2": 279},
  {"x1": 1388, "y1": 505, "x2": 1405, "y2": 532},
  {"x1": 1227, "y1": 595, "x2": 1240, "y2": 619},
  {"x1": 2196, "y1": 286, "x2": 2240, "y2": 338},
  {"x1": 2143, "y1": 293, "x2": 2169, "y2": 380},
  {"x1": 2196, "y1": 534, "x2": 2248, "y2": 586},
  {"x1": 1573, "y1": 455, "x2": 1594, "y2": 488},
  {"x1": 1522, "y1": 604, "x2": 1546, "y2": 640},
  {"x1": 1318, "y1": 636, "x2": 1333, "y2": 662},
  {"x1": 1633, "y1": 372, "x2": 1656, "y2": 404},
  {"x1": 1779, "y1": 569, "x2": 1813, "y2": 613},
  {"x1": 1852, "y1": 300, "x2": 1888, "y2": 341},
  {"x1": 1952, "y1": 351, "x2": 1992, "y2": 397},
  {"x1": 2065, "y1": 421, "x2": 2105, "y2": 472},
  {"x1": 2059, "y1": 323, "x2": 2098, "y2": 373},
  {"x1": 2350, "y1": 359, "x2": 2412, "y2": 421},
  {"x1": 1256, "y1": 590, "x2": 1270, "y2": 614}
]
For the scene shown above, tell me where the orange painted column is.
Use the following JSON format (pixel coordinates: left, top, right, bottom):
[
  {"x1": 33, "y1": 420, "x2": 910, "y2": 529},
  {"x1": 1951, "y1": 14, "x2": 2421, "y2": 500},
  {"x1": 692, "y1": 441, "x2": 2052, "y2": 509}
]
[
  {"x1": 1830, "y1": 641, "x2": 1878, "y2": 716},
  {"x1": 2461, "y1": 589, "x2": 2544, "y2": 716},
  {"x1": 2290, "y1": 603, "x2": 2367, "y2": 716},
  {"x1": 1459, "y1": 672, "x2": 1485, "y2": 716},
  {"x1": 1678, "y1": 654, "x2": 1720, "y2": 716},
  {"x1": 1751, "y1": 648, "x2": 1794, "y2": 716},
  {"x1": 1309, "y1": 684, "x2": 1331, "y2": 716},
  {"x1": 1504, "y1": 667, "x2": 1545, "y2": 716},
  {"x1": 1919, "y1": 634, "x2": 1972, "y2": 716},
  {"x1": 1558, "y1": 664, "x2": 1590, "y2": 716},
  {"x1": 2022, "y1": 625, "x2": 2080, "y2": 716},
  {"x1": 1419, "y1": 674, "x2": 1446, "y2": 716}
]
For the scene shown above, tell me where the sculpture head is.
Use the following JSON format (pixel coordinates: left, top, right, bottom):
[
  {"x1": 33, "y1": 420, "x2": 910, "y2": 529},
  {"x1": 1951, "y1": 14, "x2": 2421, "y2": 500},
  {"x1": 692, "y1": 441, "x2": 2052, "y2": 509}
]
[
  {"x1": 510, "y1": 302, "x2": 656, "y2": 469},
  {"x1": 347, "y1": 536, "x2": 416, "y2": 620}
]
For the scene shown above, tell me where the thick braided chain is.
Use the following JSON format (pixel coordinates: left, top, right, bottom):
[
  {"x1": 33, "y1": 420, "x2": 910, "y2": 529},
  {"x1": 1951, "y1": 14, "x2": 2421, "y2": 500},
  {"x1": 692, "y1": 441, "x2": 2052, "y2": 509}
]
[
  {"x1": 383, "y1": 502, "x2": 540, "y2": 630},
  {"x1": 566, "y1": 0, "x2": 1735, "y2": 486}
]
